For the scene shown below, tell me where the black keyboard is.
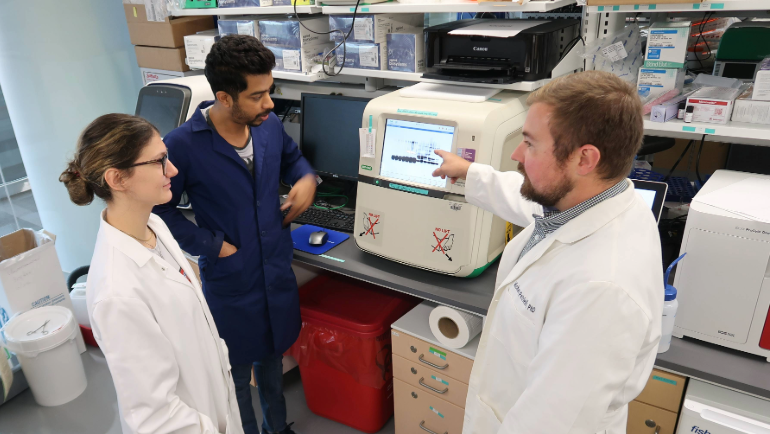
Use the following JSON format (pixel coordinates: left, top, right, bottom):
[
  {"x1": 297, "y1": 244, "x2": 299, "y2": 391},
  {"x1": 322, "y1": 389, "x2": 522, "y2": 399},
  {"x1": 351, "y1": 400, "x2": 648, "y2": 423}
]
[{"x1": 284, "y1": 207, "x2": 355, "y2": 232}]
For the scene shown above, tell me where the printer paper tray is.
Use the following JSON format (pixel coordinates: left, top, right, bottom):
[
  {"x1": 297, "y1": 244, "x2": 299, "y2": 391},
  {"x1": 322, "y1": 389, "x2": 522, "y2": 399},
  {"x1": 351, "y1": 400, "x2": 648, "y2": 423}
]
[{"x1": 421, "y1": 71, "x2": 521, "y2": 85}]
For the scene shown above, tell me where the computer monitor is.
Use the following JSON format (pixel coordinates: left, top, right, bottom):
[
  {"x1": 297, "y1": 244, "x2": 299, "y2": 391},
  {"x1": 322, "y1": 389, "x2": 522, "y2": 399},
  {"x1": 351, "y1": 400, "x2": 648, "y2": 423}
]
[
  {"x1": 135, "y1": 85, "x2": 192, "y2": 138},
  {"x1": 632, "y1": 179, "x2": 668, "y2": 223},
  {"x1": 300, "y1": 94, "x2": 371, "y2": 181}
]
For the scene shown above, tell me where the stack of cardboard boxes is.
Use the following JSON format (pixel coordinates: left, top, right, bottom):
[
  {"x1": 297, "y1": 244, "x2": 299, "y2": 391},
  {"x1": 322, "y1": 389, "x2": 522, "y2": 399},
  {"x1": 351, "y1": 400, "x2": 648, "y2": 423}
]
[{"x1": 123, "y1": 3, "x2": 214, "y2": 84}]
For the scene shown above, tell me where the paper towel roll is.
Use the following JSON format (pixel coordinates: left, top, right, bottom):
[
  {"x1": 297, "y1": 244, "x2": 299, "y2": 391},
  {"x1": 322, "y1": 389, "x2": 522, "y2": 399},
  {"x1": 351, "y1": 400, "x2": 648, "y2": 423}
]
[{"x1": 429, "y1": 305, "x2": 483, "y2": 349}]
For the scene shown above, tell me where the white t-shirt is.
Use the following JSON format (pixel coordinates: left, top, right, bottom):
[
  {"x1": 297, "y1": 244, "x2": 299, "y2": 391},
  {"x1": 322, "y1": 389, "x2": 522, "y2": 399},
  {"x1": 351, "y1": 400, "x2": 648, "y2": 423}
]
[{"x1": 203, "y1": 107, "x2": 254, "y2": 176}]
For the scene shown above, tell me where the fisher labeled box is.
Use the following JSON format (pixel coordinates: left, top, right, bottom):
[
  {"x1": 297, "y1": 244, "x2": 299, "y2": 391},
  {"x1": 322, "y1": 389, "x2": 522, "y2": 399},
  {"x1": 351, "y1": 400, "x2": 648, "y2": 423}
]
[
  {"x1": 258, "y1": 17, "x2": 329, "y2": 49},
  {"x1": 329, "y1": 14, "x2": 424, "y2": 43},
  {"x1": 269, "y1": 43, "x2": 335, "y2": 73},
  {"x1": 644, "y1": 21, "x2": 691, "y2": 69},
  {"x1": 336, "y1": 42, "x2": 381, "y2": 70},
  {"x1": 637, "y1": 68, "x2": 685, "y2": 99},
  {"x1": 387, "y1": 33, "x2": 425, "y2": 73},
  {"x1": 686, "y1": 86, "x2": 743, "y2": 125},
  {"x1": 184, "y1": 31, "x2": 220, "y2": 70},
  {"x1": 217, "y1": 19, "x2": 260, "y2": 38}
]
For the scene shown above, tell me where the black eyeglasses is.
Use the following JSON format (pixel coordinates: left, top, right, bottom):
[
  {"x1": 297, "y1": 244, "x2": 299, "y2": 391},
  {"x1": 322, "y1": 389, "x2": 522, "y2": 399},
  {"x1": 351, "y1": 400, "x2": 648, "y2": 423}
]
[{"x1": 129, "y1": 153, "x2": 169, "y2": 176}]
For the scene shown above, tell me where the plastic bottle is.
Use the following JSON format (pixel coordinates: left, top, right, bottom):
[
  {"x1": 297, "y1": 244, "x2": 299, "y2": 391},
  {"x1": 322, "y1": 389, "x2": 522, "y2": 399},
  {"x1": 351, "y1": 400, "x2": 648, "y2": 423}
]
[{"x1": 659, "y1": 253, "x2": 686, "y2": 354}]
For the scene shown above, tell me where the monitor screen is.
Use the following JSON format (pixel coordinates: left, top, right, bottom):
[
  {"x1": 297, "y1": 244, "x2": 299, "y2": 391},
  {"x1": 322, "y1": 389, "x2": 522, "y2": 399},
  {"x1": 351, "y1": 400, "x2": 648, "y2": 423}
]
[
  {"x1": 136, "y1": 93, "x2": 185, "y2": 138},
  {"x1": 632, "y1": 179, "x2": 668, "y2": 223},
  {"x1": 636, "y1": 188, "x2": 657, "y2": 210},
  {"x1": 380, "y1": 119, "x2": 455, "y2": 189},
  {"x1": 300, "y1": 94, "x2": 370, "y2": 181}
]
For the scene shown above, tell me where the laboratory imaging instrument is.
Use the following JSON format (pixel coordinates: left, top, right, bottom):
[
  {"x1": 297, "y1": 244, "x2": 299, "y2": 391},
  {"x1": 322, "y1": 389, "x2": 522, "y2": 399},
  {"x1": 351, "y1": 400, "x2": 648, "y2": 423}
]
[
  {"x1": 672, "y1": 170, "x2": 770, "y2": 361},
  {"x1": 355, "y1": 87, "x2": 528, "y2": 277},
  {"x1": 135, "y1": 75, "x2": 213, "y2": 137}
]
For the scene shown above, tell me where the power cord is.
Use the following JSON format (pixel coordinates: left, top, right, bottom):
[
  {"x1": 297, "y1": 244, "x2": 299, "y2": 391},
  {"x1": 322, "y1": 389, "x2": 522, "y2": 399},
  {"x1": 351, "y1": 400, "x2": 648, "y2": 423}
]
[
  {"x1": 691, "y1": 13, "x2": 715, "y2": 74},
  {"x1": 664, "y1": 139, "x2": 695, "y2": 182},
  {"x1": 695, "y1": 134, "x2": 706, "y2": 187},
  {"x1": 293, "y1": 0, "x2": 364, "y2": 76}
]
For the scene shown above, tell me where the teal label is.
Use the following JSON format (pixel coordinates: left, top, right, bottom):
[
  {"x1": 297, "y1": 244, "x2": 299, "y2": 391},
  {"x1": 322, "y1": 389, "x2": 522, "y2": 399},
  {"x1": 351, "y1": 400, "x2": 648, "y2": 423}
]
[
  {"x1": 634, "y1": 4, "x2": 639, "y2": 9},
  {"x1": 429, "y1": 347, "x2": 447, "y2": 360},
  {"x1": 431, "y1": 375, "x2": 449, "y2": 386},
  {"x1": 397, "y1": 108, "x2": 438, "y2": 117},
  {"x1": 430, "y1": 406, "x2": 445, "y2": 418},
  {"x1": 368, "y1": 114, "x2": 372, "y2": 133},
  {"x1": 710, "y1": 3, "x2": 724, "y2": 9},
  {"x1": 653, "y1": 375, "x2": 677, "y2": 386},
  {"x1": 598, "y1": 5, "x2": 604, "y2": 11},
  {"x1": 487, "y1": 97, "x2": 502, "y2": 102},
  {"x1": 389, "y1": 183, "x2": 428, "y2": 195},
  {"x1": 649, "y1": 4, "x2": 656, "y2": 9},
  {"x1": 361, "y1": 165, "x2": 373, "y2": 171},
  {"x1": 612, "y1": 5, "x2": 619, "y2": 10},
  {"x1": 705, "y1": 128, "x2": 716, "y2": 134},
  {"x1": 319, "y1": 254, "x2": 345, "y2": 263},
  {"x1": 361, "y1": 7, "x2": 369, "y2": 11},
  {"x1": 644, "y1": 60, "x2": 686, "y2": 68},
  {"x1": 682, "y1": 126, "x2": 697, "y2": 132},
  {"x1": 692, "y1": 3, "x2": 700, "y2": 8}
]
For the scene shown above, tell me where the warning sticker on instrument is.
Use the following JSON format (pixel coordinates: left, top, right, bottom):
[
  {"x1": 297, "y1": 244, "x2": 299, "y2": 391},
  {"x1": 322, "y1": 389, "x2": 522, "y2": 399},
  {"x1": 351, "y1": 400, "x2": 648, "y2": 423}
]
[
  {"x1": 431, "y1": 227, "x2": 455, "y2": 262},
  {"x1": 358, "y1": 210, "x2": 384, "y2": 246}
]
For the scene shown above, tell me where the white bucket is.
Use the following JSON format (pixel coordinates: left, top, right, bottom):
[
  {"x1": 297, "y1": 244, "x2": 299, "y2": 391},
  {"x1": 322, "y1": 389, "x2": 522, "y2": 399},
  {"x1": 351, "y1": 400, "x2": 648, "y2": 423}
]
[{"x1": 3, "y1": 306, "x2": 87, "y2": 406}]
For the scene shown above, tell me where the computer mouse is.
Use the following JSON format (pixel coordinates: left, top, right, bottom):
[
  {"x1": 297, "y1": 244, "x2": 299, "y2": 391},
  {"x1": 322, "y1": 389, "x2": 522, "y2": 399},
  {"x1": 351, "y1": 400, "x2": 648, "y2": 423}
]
[{"x1": 309, "y1": 231, "x2": 329, "y2": 247}]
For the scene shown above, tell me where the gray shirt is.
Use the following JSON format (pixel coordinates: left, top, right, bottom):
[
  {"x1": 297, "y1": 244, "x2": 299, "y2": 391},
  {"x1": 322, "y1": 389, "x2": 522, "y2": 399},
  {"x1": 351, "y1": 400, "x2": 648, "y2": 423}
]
[{"x1": 203, "y1": 106, "x2": 254, "y2": 176}]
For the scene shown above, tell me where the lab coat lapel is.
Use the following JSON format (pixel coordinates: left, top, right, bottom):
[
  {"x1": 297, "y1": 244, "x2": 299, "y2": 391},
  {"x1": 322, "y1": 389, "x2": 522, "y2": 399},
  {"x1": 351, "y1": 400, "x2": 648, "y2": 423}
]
[{"x1": 252, "y1": 127, "x2": 267, "y2": 197}]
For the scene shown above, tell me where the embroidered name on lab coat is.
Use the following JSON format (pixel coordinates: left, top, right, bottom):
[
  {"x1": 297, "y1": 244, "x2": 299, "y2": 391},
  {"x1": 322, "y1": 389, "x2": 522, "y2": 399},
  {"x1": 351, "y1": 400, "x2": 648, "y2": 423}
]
[{"x1": 513, "y1": 282, "x2": 536, "y2": 313}]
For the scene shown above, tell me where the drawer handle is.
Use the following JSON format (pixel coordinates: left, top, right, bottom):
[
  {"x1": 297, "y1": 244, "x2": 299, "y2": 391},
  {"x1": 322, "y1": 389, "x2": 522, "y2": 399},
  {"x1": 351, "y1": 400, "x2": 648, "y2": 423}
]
[
  {"x1": 419, "y1": 354, "x2": 449, "y2": 370},
  {"x1": 420, "y1": 421, "x2": 447, "y2": 434},
  {"x1": 419, "y1": 377, "x2": 449, "y2": 394}
]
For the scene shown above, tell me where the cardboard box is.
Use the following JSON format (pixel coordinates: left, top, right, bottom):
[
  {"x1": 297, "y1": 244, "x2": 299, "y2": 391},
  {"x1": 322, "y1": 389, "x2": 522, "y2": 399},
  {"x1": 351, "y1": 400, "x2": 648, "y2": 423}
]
[
  {"x1": 336, "y1": 42, "x2": 381, "y2": 70},
  {"x1": 644, "y1": 21, "x2": 691, "y2": 69},
  {"x1": 125, "y1": 4, "x2": 215, "y2": 48},
  {"x1": 217, "y1": 19, "x2": 260, "y2": 38},
  {"x1": 634, "y1": 369, "x2": 687, "y2": 413},
  {"x1": 184, "y1": 32, "x2": 220, "y2": 70},
  {"x1": 329, "y1": 14, "x2": 424, "y2": 44},
  {"x1": 686, "y1": 86, "x2": 743, "y2": 125},
  {"x1": 140, "y1": 68, "x2": 203, "y2": 86},
  {"x1": 387, "y1": 33, "x2": 425, "y2": 72},
  {"x1": 267, "y1": 43, "x2": 335, "y2": 73},
  {"x1": 586, "y1": 0, "x2": 699, "y2": 5},
  {"x1": 258, "y1": 17, "x2": 329, "y2": 49},
  {"x1": 732, "y1": 87, "x2": 770, "y2": 125},
  {"x1": 637, "y1": 68, "x2": 685, "y2": 99},
  {"x1": 0, "y1": 229, "x2": 85, "y2": 354},
  {"x1": 135, "y1": 45, "x2": 190, "y2": 72},
  {"x1": 753, "y1": 57, "x2": 770, "y2": 101}
]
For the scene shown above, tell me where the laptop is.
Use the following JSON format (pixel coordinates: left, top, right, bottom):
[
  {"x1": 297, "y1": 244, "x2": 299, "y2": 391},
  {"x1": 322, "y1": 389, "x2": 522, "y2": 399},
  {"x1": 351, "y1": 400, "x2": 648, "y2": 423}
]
[{"x1": 632, "y1": 179, "x2": 668, "y2": 224}]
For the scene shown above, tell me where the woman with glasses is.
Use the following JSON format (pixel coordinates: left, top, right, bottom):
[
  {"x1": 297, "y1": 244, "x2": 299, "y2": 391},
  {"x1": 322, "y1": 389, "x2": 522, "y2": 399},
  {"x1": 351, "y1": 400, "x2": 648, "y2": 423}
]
[{"x1": 60, "y1": 114, "x2": 243, "y2": 434}]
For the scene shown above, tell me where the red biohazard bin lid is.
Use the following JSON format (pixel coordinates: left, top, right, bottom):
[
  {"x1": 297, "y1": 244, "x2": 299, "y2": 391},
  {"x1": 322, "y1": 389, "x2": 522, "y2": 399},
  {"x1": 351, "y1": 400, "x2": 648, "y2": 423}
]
[{"x1": 299, "y1": 274, "x2": 420, "y2": 337}]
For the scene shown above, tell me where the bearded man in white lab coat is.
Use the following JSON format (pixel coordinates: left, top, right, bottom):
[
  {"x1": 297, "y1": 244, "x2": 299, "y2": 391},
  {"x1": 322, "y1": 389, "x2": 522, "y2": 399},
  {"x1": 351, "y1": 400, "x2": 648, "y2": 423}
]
[{"x1": 433, "y1": 70, "x2": 663, "y2": 434}]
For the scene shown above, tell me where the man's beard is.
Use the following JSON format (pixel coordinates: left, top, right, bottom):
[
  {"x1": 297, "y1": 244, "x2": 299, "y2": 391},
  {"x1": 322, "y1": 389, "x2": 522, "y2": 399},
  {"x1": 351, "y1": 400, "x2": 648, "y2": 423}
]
[
  {"x1": 518, "y1": 164, "x2": 574, "y2": 208},
  {"x1": 232, "y1": 101, "x2": 271, "y2": 127}
]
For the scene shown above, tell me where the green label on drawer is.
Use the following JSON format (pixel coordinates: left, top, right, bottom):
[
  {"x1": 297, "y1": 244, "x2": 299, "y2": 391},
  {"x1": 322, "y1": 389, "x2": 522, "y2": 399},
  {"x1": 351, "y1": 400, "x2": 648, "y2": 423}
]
[
  {"x1": 429, "y1": 347, "x2": 447, "y2": 360},
  {"x1": 652, "y1": 375, "x2": 677, "y2": 386},
  {"x1": 431, "y1": 375, "x2": 449, "y2": 386},
  {"x1": 430, "y1": 406, "x2": 445, "y2": 418}
]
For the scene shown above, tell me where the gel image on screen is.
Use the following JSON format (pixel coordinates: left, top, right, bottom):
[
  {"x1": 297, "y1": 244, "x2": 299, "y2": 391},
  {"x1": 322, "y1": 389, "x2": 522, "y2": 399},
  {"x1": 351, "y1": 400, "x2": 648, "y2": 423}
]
[{"x1": 379, "y1": 119, "x2": 454, "y2": 189}]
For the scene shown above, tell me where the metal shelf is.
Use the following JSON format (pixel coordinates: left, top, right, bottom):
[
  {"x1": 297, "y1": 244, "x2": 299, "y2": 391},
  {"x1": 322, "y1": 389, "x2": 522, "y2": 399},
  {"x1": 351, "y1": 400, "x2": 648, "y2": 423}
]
[
  {"x1": 170, "y1": 5, "x2": 322, "y2": 15},
  {"x1": 586, "y1": 0, "x2": 770, "y2": 13},
  {"x1": 321, "y1": 0, "x2": 576, "y2": 13},
  {"x1": 272, "y1": 70, "x2": 328, "y2": 81},
  {"x1": 331, "y1": 68, "x2": 551, "y2": 90},
  {"x1": 644, "y1": 117, "x2": 770, "y2": 147}
]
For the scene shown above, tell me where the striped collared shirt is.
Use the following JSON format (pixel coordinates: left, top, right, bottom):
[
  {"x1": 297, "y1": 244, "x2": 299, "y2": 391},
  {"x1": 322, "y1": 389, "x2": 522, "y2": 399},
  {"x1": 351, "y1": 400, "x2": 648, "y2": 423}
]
[{"x1": 518, "y1": 180, "x2": 629, "y2": 261}]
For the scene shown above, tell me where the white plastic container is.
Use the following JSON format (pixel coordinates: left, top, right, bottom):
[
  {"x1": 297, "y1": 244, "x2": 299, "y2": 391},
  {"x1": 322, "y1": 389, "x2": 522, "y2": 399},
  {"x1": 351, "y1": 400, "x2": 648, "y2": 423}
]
[
  {"x1": 69, "y1": 283, "x2": 90, "y2": 327},
  {"x1": 3, "y1": 306, "x2": 87, "y2": 406},
  {"x1": 659, "y1": 253, "x2": 685, "y2": 354}
]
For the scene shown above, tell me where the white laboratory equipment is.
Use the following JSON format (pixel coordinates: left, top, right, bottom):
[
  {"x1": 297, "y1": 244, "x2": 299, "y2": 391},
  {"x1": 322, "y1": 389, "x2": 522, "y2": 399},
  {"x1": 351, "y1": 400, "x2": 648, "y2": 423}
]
[
  {"x1": 672, "y1": 170, "x2": 770, "y2": 361},
  {"x1": 660, "y1": 253, "x2": 685, "y2": 354},
  {"x1": 354, "y1": 87, "x2": 528, "y2": 277},
  {"x1": 677, "y1": 379, "x2": 770, "y2": 434},
  {"x1": 3, "y1": 306, "x2": 87, "y2": 406}
]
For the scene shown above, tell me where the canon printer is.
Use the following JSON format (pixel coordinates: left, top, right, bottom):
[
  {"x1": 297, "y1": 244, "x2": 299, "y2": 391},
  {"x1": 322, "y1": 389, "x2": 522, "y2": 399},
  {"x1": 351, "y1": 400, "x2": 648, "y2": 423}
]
[{"x1": 424, "y1": 19, "x2": 580, "y2": 84}]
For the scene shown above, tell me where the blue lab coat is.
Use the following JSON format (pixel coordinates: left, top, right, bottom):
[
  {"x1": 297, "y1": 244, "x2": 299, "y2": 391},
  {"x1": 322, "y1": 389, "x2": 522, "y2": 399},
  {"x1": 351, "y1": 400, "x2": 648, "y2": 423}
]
[{"x1": 154, "y1": 101, "x2": 314, "y2": 365}]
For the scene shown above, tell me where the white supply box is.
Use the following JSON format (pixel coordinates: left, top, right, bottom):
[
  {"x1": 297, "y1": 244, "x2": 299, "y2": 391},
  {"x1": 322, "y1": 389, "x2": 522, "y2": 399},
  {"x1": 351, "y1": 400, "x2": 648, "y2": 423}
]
[
  {"x1": 753, "y1": 57, "x2": 770, "y2": 102},
  {"x1": 140, "y1": 68, "x2": 203, "y2": 86},
  {"x1": 217, "y1": 18, "x2": 261, "y2": 38},
  {"x1": 732, "y1": 86, "x2": 770, "y2": 125},
  {"x1": 637, "y1": 68, "x2": 684, "y2": 99},
  {"x1": 184, "y1": 31, "x2": 220, "y2": 70},
  {"x1": 258, "y1": 17, "x2": 330, "y2": 50},
  {"x1": 677, "y1": 379, "x2": 770, "y2": 434},
  {"x1": 268, "y1": 43, "x2": 335, "y2": 73},
  {"x1": 387, "y1": 33, "x2": 425, "y2": 73},
  {"x1": 686, "y1": 86, "x2": 743, "y2": 125},
  {"x1": 644, "y1": 21, "x2": 691, "y2": 69}
]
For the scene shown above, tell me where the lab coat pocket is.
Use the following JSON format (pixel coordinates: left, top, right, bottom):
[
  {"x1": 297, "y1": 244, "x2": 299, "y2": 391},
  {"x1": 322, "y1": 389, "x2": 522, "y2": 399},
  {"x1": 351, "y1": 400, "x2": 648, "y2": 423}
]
[
  {"x1": 205, "y1": 248, "x2": 247, "y2": 290},
  {"x1": 498, "y1": 288, "x2": 539, "y2": 366}
]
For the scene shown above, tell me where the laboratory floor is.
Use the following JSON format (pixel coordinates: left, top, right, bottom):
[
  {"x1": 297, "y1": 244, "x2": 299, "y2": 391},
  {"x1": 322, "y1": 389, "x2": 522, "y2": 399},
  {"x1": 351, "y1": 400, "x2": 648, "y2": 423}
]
[{"x1": 258, "y1": 368, "x2": 396, "y2": 434}]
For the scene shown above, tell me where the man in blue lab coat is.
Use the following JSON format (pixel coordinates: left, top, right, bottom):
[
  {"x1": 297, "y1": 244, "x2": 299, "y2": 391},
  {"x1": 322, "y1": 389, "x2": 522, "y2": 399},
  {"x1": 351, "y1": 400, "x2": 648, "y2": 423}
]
[{"x1": 154, "y1": 36, "x2": 316, "y2": 434}]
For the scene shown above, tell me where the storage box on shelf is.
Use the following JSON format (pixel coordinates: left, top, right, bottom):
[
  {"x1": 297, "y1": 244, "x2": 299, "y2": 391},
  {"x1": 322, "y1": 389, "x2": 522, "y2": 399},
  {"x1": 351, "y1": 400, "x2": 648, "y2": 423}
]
[{"x1": 627, "y1": 369, "x2": 687, "y2": 434}]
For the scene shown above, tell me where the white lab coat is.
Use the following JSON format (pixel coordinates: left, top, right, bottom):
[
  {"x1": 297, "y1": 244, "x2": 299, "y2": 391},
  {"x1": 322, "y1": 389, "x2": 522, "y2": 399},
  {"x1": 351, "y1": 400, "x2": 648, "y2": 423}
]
[
  {"x1": 87, "y1": 211, "x2": 243, "y2": 434},
  {"x1": 462, "y1": 164, "x2": 663, "y2": 434}
]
